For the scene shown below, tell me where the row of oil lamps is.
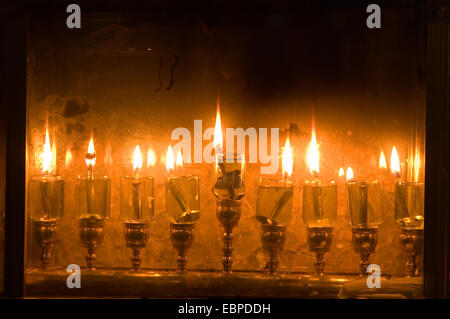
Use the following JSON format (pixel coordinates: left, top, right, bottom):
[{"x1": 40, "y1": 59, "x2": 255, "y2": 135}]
[{"x1": 30, "y1": 111, "x2": 424, "y2": 277}]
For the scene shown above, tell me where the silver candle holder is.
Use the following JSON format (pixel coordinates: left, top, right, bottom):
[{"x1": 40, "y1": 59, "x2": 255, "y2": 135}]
[
  {"x1": 346, "y1": 179, "x2": 382, "y2": 276},
  {"x1": 303, "y1": 180, "x2": 337, "y2": 276},
  {"x1": 120, "y1": 160, "x2": 154, "y2": 271},
  {"x1": 256, "y1": 178, "x2": 293, "y2": 274},
  {"x1": 395, "y1": 181, "x2": 424, "y2": 277},
  {"x1": 213, "y1": 153, "x2": 245, "y2": 274},
  {"x1": 166, "y1": 174, "x2": 200, "y2": 272},
  {"x1": 29, "y1": 175, "x2": 64, "y2": 269}
]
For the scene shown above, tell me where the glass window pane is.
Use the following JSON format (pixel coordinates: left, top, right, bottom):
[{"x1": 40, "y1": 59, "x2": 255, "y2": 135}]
[{"x1": 22, "y1": 5, "x2": 429, "y2": 298}]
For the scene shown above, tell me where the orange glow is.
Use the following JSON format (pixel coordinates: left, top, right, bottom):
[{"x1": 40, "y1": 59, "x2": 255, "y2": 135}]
[
  {"x1": 213, "y1": 105, "x2": 223, "y2": 154},
  {"x1": 104, "y1": 144, "x2": 113, "y2": 166},
  {"x1": 133, "y1": 145, "x2": 143, "y2": 173},
  {"x1": 147, "y1": 149, "x2": 156, "y2": 167},
  {"x1": 306, "y1": 121, "x2": 319, "y2": 175},
  {"x1": 65, "y1": 148, "x2": 72, "y2": 168},
  {"x1": 346, "y1": 167, "x2": 354, "y2": 181},
  {"x1": 42, "y1": 121, "x2": 53, "y2": 174},
  {"x1": 166, "y1": 145, "x2": 175, "y2": 172},
  {"x1": 282, "y1": 136, "x2": 293, "y2": 177},
  {"x1": 338, "y1": 167, "x2": 345, "y2": 177},
  {"x1": 390, "y1": 146, "x2": 400, "y2": 177},
  {"x1": 85, "y1": 137, "x2": 96, "y2": 168},
  {"x1": 51, "y1": 143, "x2": 57, "y2": 172},
  {"x1": 176, "y1": 149, "x2": 183, "y2": 168},
  {"x1": 414, "y1": 149, "x2": 421, "y2": 182},
  {"x1": 379, "y1": 150, "x2": 387, "y2": 169}
]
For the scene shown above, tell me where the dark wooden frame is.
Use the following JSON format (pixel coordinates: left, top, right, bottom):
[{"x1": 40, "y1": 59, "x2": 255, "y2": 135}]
[
  {"x1": 424, "y1": 1, "x2": 450, "y2": 299},
  {"x1": 2, "y1": 10, "x2": 27, "y2": 297},
  {"x1": 2, "y1": 0, "x2": 450, "y2": 298}
]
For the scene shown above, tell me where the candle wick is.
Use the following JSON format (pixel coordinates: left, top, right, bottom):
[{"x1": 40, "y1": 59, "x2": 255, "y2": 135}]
[{"x1": 88, "y1": 166, "x2": 94, "y2": 180}]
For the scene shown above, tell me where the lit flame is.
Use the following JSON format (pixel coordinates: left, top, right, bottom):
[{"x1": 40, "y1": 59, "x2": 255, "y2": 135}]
[
  {"x1": 379, "y1": 150, "x2": 387, "y2": 169},
  {"x1": 85, "y1": 137, "x2": 96, "y2": 168},
  {"x1": 213, "y1": 105, "x2": 223, "y2": 154},
  {"x1": 306, "y1": 122, "x2": 319, "y2": 175},
  {"x1": 176, "y1": 149, "x2": 183, "y2": 168},
  {"x1": 346, "y1": 167, "x2": 354, "y2": 181},
  {"x1": 147, "y1": 149, "x2": 156, "y2": 167},
  {"x1": 413, "y1": 149, "x2": 421, "y2": 182},
  {"x1": 166, "y1": 145, "x2": 175, "y2": 172},
  {"x1": 65, "y1": 148, "x2": 72, "y2": 168},
  {"x1": 390, "y1": 146, "x2": 400, "y2": 177},
  {"x1": 42, "y1": 122, "x2": 53, "y2": 174},
  {"x1": 282, "y1": 136, "x2": 293, "y2": 177},
  {"x1": 133, "y1": 145, "x2": 143, "y2": 173},
  {"x1": 338, "y1": 167, "x2": 344, "y2": 177}
]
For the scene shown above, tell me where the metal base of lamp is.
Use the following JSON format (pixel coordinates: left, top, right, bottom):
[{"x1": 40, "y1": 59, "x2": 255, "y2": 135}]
[
  {"x1": 79, "y1": 216, "x2": 105, "y2": 270},
  {"x1": 170, "y1": 222, "x2": 196, "y2": 272},
  {"x1": 399, "y1": 227, "x2": 424, "y2": 277},
  {"x1": 216, "y1": 199, "x2": 242, "y2": 274},
  {"x1": 351, "y1": 227, "x2": 378, "y2": 276},
  {"x1": 124, "y1": 221, "x2": 150, "y2": 271},
  {"x1": 307, "y1": 226, "x2": 333, "y2": 277},
  {"x1": 260, "y1": 224, "x2": 286, "y2": 274},
  {"x1": 32, "y1": 219, "x2": 57, "y2": 269}
]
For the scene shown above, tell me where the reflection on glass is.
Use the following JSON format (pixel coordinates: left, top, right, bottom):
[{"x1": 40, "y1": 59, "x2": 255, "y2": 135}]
[
  {"x1": 395, "y1": 181, "x2": 424, "y2": 228},
  {"x1": 75, "y1": 176, "x2": 111, "y2": 222},
  {"x1": 166, "y1": 175, "x2": 200, "y2": 223},
  {"x1": 303, "y1": 181, "x2": 337, "y2": 227},
  {"x1": 256, "y1": 178, "x2": 293, "y2": 225},
  {"x1": 120, "y1": 176, "x2": 154, "y2": 222},
  {"x1": 346, "y1": 180, "x2": 382, "y2": 227},
  {"x1": 213, "y1": 153, "x2": 245, "y2": 200}
]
